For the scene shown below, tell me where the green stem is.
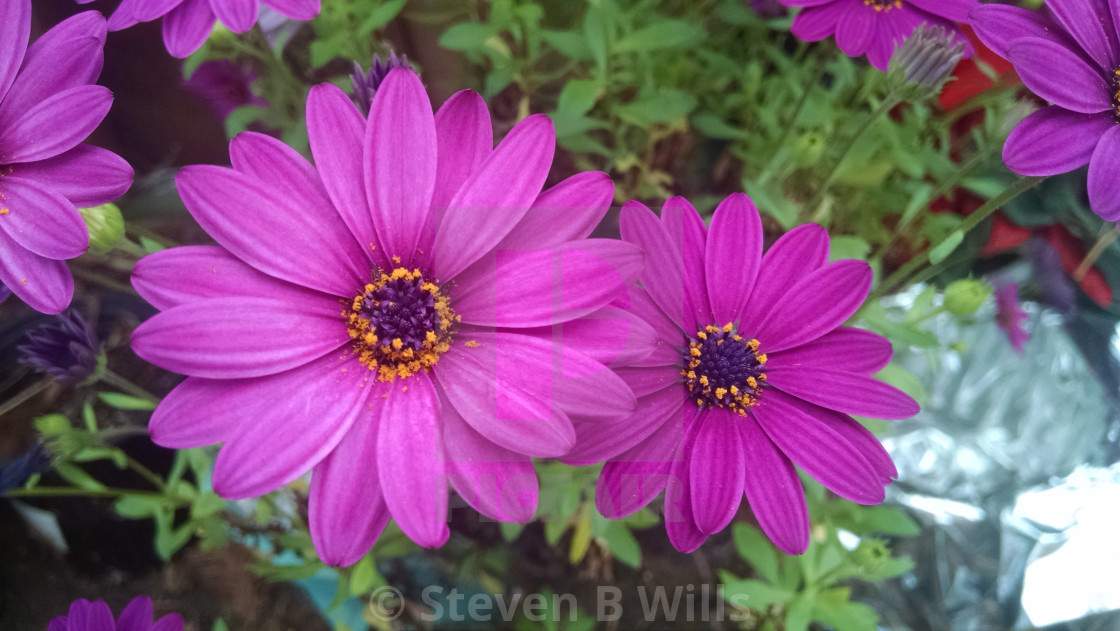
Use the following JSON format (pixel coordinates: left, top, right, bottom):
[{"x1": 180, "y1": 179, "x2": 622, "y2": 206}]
[
  {"x1": 0, "y1": 377, "x2": 52, "y2": 418},
  {"x1": 872, "y1": 175, "x2": 1044, "y2": 299},
  {"x1": 1073, "y1": 223, "x2": 1119, "y2": 281},
  {"x1": 809, "y1": 95, "x2": 902, "y2": 210},
  {"x1": 70, "y1": 267, "x2": 136, "y2": 295},
  {"x1": 124, "y1": 455, "x2": 167, "y2": 492},
  {"x1": 4, "y1": 486, "x2": 172, "y2": 503},
  {"x1": 101, "y1": 369, "x2": 160, "y2": 404}
]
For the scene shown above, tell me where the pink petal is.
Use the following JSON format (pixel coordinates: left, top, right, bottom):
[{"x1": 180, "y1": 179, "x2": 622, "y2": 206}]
[
  {"x1": 435, "y1": 340, "x2": 575, "y2": 458},
  {"x1": 738, "y1": 417, "x2": 809, "y2": 555},
  {"x1": 620, "y1": 201, "x2": 685, "y2": 326},
  {"x1": 563, "y1": 385, "x2": 684, "y2": 465},
  {"x1": 0, "y1": 85, "x2": 112, "y2": 163},
  {"x1": 614, "y1": 365, "x2": 680, "y2": 398},
  {"x1": 263, "y1": 0, "x2": 321, "y2": 20},
  {"x1": 0, "y1": 175, "x2": 88, "y2": 260},
  {"x1": 211, "y1": 0, "x2": 259, "y2": 32},
  {"x1": 664, "y1": 406, "x2": 708, "y2": 552},
  {"x1": 116, "y1": 596, "x2": 153, "y2": 630},
  {"x1": 8, "y1": 145, "x2": 133, "y2": 207},
  {"x1": 495, "y1": 171, "x2": 614, "y2": 250},
  {"x1": 130, "y1": 296, "x2": 349, "y2": 379},
  {"x1": 211, "y1": 352, "x2": 374, "y2": 498},
  {"x1": 162, "y1": 0, "x2": 216, "y2": 58},
  {"x1": 149, "y1": 378, "x2": 239, "y2": 448},
  {"x1": 790, "y1": 3, "x2": 845, "y2": 42},
  {"x1": 764, "y1": 366, "x2": 920, "y2": 420},
  {"x1": 377, "y1": 373, "x2": 450, "y2": 547},
  {"x1": 754, "y1": 390, "x2": 886, "y2": 504},
  {"x1": 813, "y1": 408, "x2": 897, "y2": 482},
  {"x1": 0, "y1": 0, "x2": 30, "y2": 99},
  {"x1": 524, "y1": 306, "x2": 659, "y2": 368},
  {"x1": 740, "y1": 223, "x2": 830, "y2": 334},
  {"x1": 596, "y1": 410, "x2": 682, "y2": 518},
  {"x1": 769, "y1": 326, "x2": 893, "y2": 375},
  {"x1": 0, "y1": 227, "x2": 73, "y2": 314},
  {"x1": 835, "y1": 6, "x2": 876, "y2": 56},
  {"x1": 1046, "y1": 0, "x2": 1118, "y2": 68},
  {"x1": 752, "y1": 259, "x2": 872, "y2": 353},
  {"x1": 67, "y1": 600, "x2": 115, "y2": 631},
  {"x1": 689, "y1": 409, "x2": 745, "y2": 534},
  {"x1": 0, "y1": 15, "x2": 105, "y2": 121},
  {"x1": 363, "y1": 68, "x2": 437, "y2": 267},
  {"x1": 132, "y1": 245, "x2": 319, "y2": 311},
  {"x1": 175, "y1": 165, "x2": 367, "y2": 296},
  {"x1": 443, "y1": 394, "x2": 538, "y2": 523},
  {"x1": 1088, "y1": 124, "x2": 1120, "y2": 221},
  {"x1": 310, "y1": 381, "x2": 393, "y2": 567},
  {"x1": 907, "y1": 0, "x2": 977, "y2": 22},
  {"x1": 152, "y1": 614, "x2": 184, "y2": 631},
  {"x1": 968, "y1": 4, "x2": 1066, "y2": 61},
  {"x1": 1003, "y1": 106, "x2": 1112, "y2": 176},
  {"x1": 432, "y1": 114, "x2": 555, "y2": 280},
  {"x1": 705, "y1": 193, "x2": 762, "y2": 327},
  {"x1": 661, "y1": 197, "x2": 711, "y2": 333},
  {"x1": 128, "y1": 0, "x2": 183, "y2": 21},
  {"x1": 1008, "y1": 38, "x2": 1111, "y2": 114},
  {"x1": 624, "y1": 284, "x2": 685, "y2": 366}
]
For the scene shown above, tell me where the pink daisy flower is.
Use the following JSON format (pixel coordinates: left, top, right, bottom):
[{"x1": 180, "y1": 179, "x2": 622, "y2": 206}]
[
  {"x1": 577, "y1": 194, "x2": 919, "y2": 554},
  {"x1": 49, "y1": 596, "x2": 182, "y2": 631},
  {"x1": 0, "y1": 4, "x2": 133, "y2": 314},
  {"x1": 130, "y1": 69, "x2": 643, "y2": 566},
  {"x1": 777, "y1": 0, "x2": 978, "y2": 71},
  {"x1": 77, "y1": 0, "x2": 321, "y2": 58}
]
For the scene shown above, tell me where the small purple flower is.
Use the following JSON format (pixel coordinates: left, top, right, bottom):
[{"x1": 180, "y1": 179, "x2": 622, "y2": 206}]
[
  {"x1": 0, "y1": 4, "x2": 133, "y2": 314},
  {"x1": 777, "y1": 0, "x2": 977, "y2": 71},
  {"x1": 994, "y1": 281, "x2": 1029, "y2": 352},
  {"x1": 18, "y1": 310, "x2": 102, "y2": 386},
  {"x1": 48, "y1": 596, "x2": 183, "y2": 631},
  {"x1": 184, "y1": 59, "x2": 268, "y2": 120},
  {"x1": 351, "y1": 52, "x2": 411, "y2": 116},
  {"x1": 574, "y1": 194, "x2": 918, "y2": 554},
  {"x1": 84, "y1": 0, "x2": 322, "y2": 58},
  {"x1": 970, "y1": 2, "x2": 1120, "y2": 221},
  {"x1": 0, "y1": 443, "x2": 49, "y2": 494},
  {"x1": 130, "y1": 69, "x2": 641, "y2": 566}
]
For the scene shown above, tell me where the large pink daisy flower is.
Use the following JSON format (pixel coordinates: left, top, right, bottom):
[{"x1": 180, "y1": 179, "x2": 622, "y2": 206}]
[
  {"x1": 575, "y1": 194, "x2": 919, "y2": 554},
  {"x1": 49, "y1": 596, "x2": 182, "y2": 631},
  {"x1": 130, "y1": 69, "x2": 644, "y2": 566},
  {"x1": 0, "y1": 4, "x2": 133, "y2": 314},
  {"x1": 778, "y1": 0, "x2": 977, "y2": 70},
  {"x1": 77, "y1": 0, "x2": 321, "y2": 58}
]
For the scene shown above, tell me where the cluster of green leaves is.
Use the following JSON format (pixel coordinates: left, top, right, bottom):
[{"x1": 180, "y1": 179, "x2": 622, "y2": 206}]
[{"x1": 721, "y1": 481, "x2": 918, "y2": 631}]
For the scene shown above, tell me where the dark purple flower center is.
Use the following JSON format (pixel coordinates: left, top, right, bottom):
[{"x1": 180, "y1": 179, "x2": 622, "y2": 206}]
[
  {"x1": 345, "y1": 267, "x2": 457, "y2": 382},
  {"x1": 864, "y1": 0, "x2": 902, "y2": 11},
  {"x1": 681, "y1": 323, "x2": 768, "y2": 415}
]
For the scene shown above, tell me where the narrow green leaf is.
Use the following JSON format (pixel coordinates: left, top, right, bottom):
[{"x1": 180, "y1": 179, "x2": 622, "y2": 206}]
[
  {"x1": 97, "y1": 392, "x2": 156, "y2": 411},
  {"x1": 732, "y1": 523, "x2": 780, "y2": 584},
  {"x1": 615, "y1": 20, "x2": 704, "y2": 53},
  {"x1": 928, "y1": 229, "x2": 964, "y2": 264}
]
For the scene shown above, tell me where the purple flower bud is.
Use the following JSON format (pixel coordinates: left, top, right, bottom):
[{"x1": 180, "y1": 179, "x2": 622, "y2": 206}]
[
  {"x1": 351, "y1": 52, "x2": 411, "y2": 116},
  {"x1": 18, "y1": 310, "x2": 103, "y2": 387}
]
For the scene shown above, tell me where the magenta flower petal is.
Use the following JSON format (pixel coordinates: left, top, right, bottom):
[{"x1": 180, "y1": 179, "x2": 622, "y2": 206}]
[
  {"x1": 211, "y1": 353, "x2": 374, "y2": 499},
  {"x1": 1003, "y1": 106, "x2": 1113, "y2": 176},
  {"x1": 430, "y1": 90, "x2": 493, "y2": 222},
  {"x1": 813, "y1": 407, "x2": 898, "y2": 482},
  {"x1": 968, "y1": 4, "x2": 1064, "y2": 60},
  {"x1": 1088, "y1": 125, "x2": 1120, "y2": 221},
  {"x1": 835, "y1": 7, "x2": 876, "y2": 56},
  {"x1": 766, "y1": 365, "x2": 919, "y2": 419},
  {"x1": 116, "y1": 596, "x2": 153, "y2": 631},
  {"x1": 306, "y1": 83, "x2": 386, "y2": 269},
  {"x1": 149, "y1": 378, "x2": 238, "y2": 448},
  {"x1": 131, "y1": 296, "x2": 347, "y2": 379},
  {"x1": 791, "y1": 3, "x2": 845, "y2": 42},
  {"x1": 596, "y1": 411, "x2": 681, "y2": 518},
  {"x1": 664, "y1": 408, "x2": 708, "y2": 553},
  {"x1": 126, "y1": 0, "x2": 182, "y2": 22},
  {"x1": 0, "y1": 175, "x2": 88, "y2": 260},
  {"x1": 310, "y1": 384, "x2": 393, "y2": 567},
  {"x1": 0, "y1": 228, "x2": 73, "y2": 314},
  {"x1": 364, "y1": 68, "x2": 437, "y2": 266},
  {"x1": 444, "y1": 398, "x2": 538, "y2": 523},
  {"x1": 620, "y1": 201, "x2": 685, "y2": 325},
  {"x1": 689, "y1": 409, "x2": 745, "y2": 534},
  {"x1": 906, "y1": 0, "x2": 977, "y2": 22},
  {"x1": 615, "y1": 365, "x2": 679, "y2": 398},
  {"x1": 740, "y1": 223, "x2": 829, "y2": 333},
  {"x1": 1046, "y1": 0, "x2": 1118, "y2": 69},
  {"x1": 754, "y1": 259, "x2": 872, "y2": 353},
  {"x1": 0, "y1": 0, "x2": 29, "y2": 99},
  {"x1": 161, "y1": 0, "x2": 215, "y2": 58},
  {"x1": 378, "y1": 373, "x2": 450, "y2": 548},
  {"x1": 754, "y1": 390, "x2": 885, "y2": 504},
  {"x1": 9, "y1": 145, "x2": 133, "y2": 207},
  {"x1": 71, "y1": 599, "x2": 116, "y2": 631},
  {"x1": 436, "y1": 341, "x2": 575, "y2": 458},
  {"x1": 432, "y1": 114, "x2": 556, "y2": 280},
  {"x1": 705, "y1": 193, "x2": 762, "y2": 326},
  {"x1": 212, "y1": 0, "x2": 259, "y2": 32},
  {"x1": 454, "y1": 240, "x2": 642, "y2": 328},
  {"x1": 0, "y1": 28, "x2": 104, "y2": 118},
  {"x1": 1008, "y1": 38, "x2": 1111, "y2": 114},
  {"x1": 563, "y1": 385, "x2": 683, "y2": 465},
  {"x1": 151, "y1": 614, "x2": 185, "y2": 631},
  {"x1": 263, "y1": 0, "x2": 321, "y2": 20},
  {"x1": 739, "y1": 417, "x2": 809, "y2": 555},
  {"x1": 531, "y1": 306, "x2": 659, "y2": 369},
  {"x1": 131, "y1": 245, "x2": 316, "y2": 311},
  {"x1": 660, "y1": 197, "x2": 711, "y2": 332},
  {"x1": 495, "y1": 171, "x2": 614, "y2": 251},
  {"x1": 175, "y1": 165, "x2": 367, "y2": 295},
  {"x1": 770, "y1": 326, "x2": 893, "y2": 375},
  {"x1": 0, "y1": 85, "x2": 112, "y2": 164},
  {"x1": 625, "y1": 284, "x2": 684, "y2": 345}
]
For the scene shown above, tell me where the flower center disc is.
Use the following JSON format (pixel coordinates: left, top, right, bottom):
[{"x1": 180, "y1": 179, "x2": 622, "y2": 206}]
[
  {"x1": 1111, "y1": 68, "x2": 1120, "y2": 120},
  {"x1": 864, "y1": 0, "x2": 902, "y2": 12},
  {"x1": 681, "y1": 323, "x2": 768, "y2": 415},
  {"x1": 345, "y1": 267, "x2": 457, "y2": 382}
]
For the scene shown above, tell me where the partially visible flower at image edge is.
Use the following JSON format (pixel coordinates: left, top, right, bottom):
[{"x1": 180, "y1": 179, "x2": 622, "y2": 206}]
[
  {"x1": 49, "y1": 595, "x2": 183, "y2": 631},
  {"x1": 130, "y1": 68, "x2": 648, "y2": 566},
  {"x1": 576, "y1": 193, "x2": 919, "y2": 554},
  {"x1": 775, "y1": 0, "x2": 977, "y2": 71},
  {"x1": 971, "y1": 1, "x2": 1120, "y2": 220},
  {"x1": 77, "y1": 0, "x2": 322, "y2": 58},
  {"x1": 0, "y1": 3, "x2": 134, "y2": 314},
  {"x1": 994, "y1": 281, "x2": 1029, "y2": 353}
]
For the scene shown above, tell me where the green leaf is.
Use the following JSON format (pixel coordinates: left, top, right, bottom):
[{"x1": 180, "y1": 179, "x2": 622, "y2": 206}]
[
  {"x1": 155, "y1": 520, "x2": 193, "y2": 560},
  {"x1": 829, "y1": 236, "x2": 871, "y2": 262},
  {"x1": 350, "y1": 556, "x2": 378, "y2": 596},
  {"x1": 732, "y1": 523, "x2": 780, "y2": 584},
  {"x1": 54, "y1": 463, "x2": 106, "y2": 491},
  {"x1": 212, "y1": 619, "x2": 230, "y2": 631},
  {"x1": 500, "y1": 521, "x2": 525, "y2": 542},
  {"x1": 691, "y1": 113, "x2": 745, "y2": 140},
  {"x1": 813, "y1": 589, "x2": 878, "y2": 631},
  {"x1": 439, "y1": 23, "x2": 499, "y2": 53},
  {"x1": 602, "y1": 522, "x2": 642, "y2": 568},
  {"x1": 615, "y1": 20, "x2": 704, "y2": 53},
  {"x1": 742, "y1": 179, "x2": 798, "y2": 229},
  {"x1": 718, "y1": 573, "x2": 794, "y2": 610},
  {"x1": 34, "y1": 414, "x2": 72, "y2": 437},
  {"x1": 583, "y1": 7, "x2": 609, "y2": 73},
  {"x1": 569, "y1": 505, "x2": 592, "y2": 564},
  {"x1": 114, "y1": 495, "x2": 164, "y2": 519},
  {"x1": 140, "y1": 236, "x2": 166, "y2": 253},
  {"x1": 190, "y1": 493, "x2": 227, "y2": 520},
  {"x1": 82, "y1": 403, "x2": 97, "y2": 432},
  {"x1": 224, "y1": 105, "x2": 268, "y2": 138},
  {"x1": 556, "y1": 79, "x2": 601, "y2": 117},
  {"x1": 616, "y1": 89, "x2": 697, "y2": 125},
  {"x1": 873, "y1": 363, "x2": 926, "y2": 404},
  {"x1": 358, "y1": 0, "x2": 406, "y2": 33},
  {"x1": 858, "y1": 505, "x2": 920, "y2": 536},
  {"x1": 541, "y1": 29, "x2": 590, "y2": 59},
  {"x1": 97, "y1": 392, "x2": 156, "y2": 411},
  {"x1": 785, "y1": 593, "x2": 815, "y2": 631},
  {"x1": 929, "y1": 229, "x2": 964, "y2": 264}
]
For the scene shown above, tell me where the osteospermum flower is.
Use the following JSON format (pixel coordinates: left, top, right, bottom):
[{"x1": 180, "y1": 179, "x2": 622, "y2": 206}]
[
  {"x1": 78, "y1": 0, "x2": 321, "y2": 58},
  {"x1": 131, "y1": 68, "x2": 643, "y2": 566},
  {"x1": 970, "y1": 2, "x2": 1120, "y2": 221},
  {"x1": 19, "y1": 309, "x2": 103, "y2": 386},
  {"x1": 576, "y1": 194, "x2": 919, "y2": 554},
  {"x1": 0, "y1": 4, "x2": 133, "y2": 314},
  {"x1": 49, "y1": 596, "x2": 182, "y2": 631},
  {"x1": 777, "y1": 0, "x2": 977, "y2": 71}
]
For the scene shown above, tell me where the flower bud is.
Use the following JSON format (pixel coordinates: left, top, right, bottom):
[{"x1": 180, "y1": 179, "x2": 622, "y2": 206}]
[
  {"x1": 351, "y1": 52, "x2": 411, "y2": 116},
  {"x1": 943, "y1": 278, "x2": 992, "y2": 315},
  {"x1": 18, "y1": 310, "x2": 104, "y2": 387},
  {"x1": 887, "y1": 25, "x2": 965, "y2": 102},
  {"x1": 793, "y1": 130, "x2": 826, "y2": 167},
  {"x1": 78, "y1": 203, "x2": 125, "y2": 253}
]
